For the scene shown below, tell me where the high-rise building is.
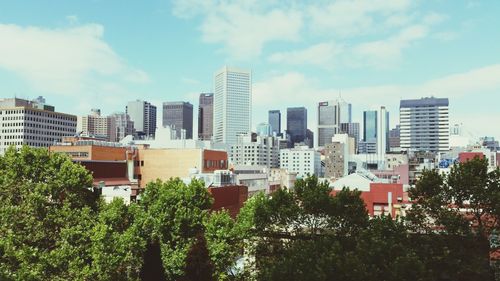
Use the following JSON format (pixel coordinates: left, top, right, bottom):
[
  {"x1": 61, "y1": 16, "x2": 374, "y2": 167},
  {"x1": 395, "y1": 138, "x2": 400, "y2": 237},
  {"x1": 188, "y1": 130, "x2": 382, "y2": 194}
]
[
  {"x1": 110, "y1": 112, "x2": 134, "y2": 141},
  {"x1": 389, "y1": 125, "x2": 401, "y2": 151},
  {"x1": 318, "y1": 101, "x2": 339, "y2": 147},
  {"x1": 77, "y1": 109, "x2": 117, "y2": 142},
  {"x1": 268, "y1": 110, "x2": 281, "y2": 136},
  {"x1": 213, "y1": 67, "x2": 251, "y2": 145},
  {"x1": 163, "y1": 101, "x2": 193, "y2": 139},
  {"x1": 0, "y1": 97, "x2": 77, "y2": 154},
  {"x1": 400, "y1": 97, "x2": 449, "y2": 152},
  {"x1": 377, "y1": 106, "x2": 389, "y2": 158},
  {"x1": 198, "y1": 93, "x2": 214, "y2": 141},
  {"x1": 306, "y1": 129, "x2": 314, "y2": 149},
  {"x1": 338, "y1": 100, "x2": 352, "y2": 124},
  {"x1": 256, "y1": 123, "x2": 272, "y2": 137},
  {"x1": 287, "y1": 107, "x2": 307, "y2": 146},
  {"x1": 340, "y1": 122, "x2": 360, "y2": 148},
  {"x1": 126, "y1": 100, "x2": 157, "y2": 138},
  {"x1": 363, "y1": 111, "x2": 377, "y2": 142}
]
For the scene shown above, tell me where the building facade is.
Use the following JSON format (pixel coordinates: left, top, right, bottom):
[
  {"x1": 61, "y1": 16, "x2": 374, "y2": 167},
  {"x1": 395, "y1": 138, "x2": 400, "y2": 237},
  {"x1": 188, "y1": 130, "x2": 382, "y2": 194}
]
[
  {"x1": 287, "y1": 107, "x2": 307, "y2": 147},
  {"x1": 280, "y1": 145, "x2": 321, "y2": 178},
  {"x1": 268, "y1": 110, "x2": 281, "y2": 136},
  {"x1": 163, "y1": 101, "x2": 193, "y2": 139},
  {"x1": 110, "y1": 112, "x2": 134, "y2": 141},
  {"x1": 400, "y1": 97, "x2": 450, "y2": 152},
  {"x1": 230, "y1": 133, "x2": 280, "y2": 168},
  {"x1": 77, "y1": 109, "x2": 117, "y2": 142},
  {"x1": 198, "y1": 93, "x2": 214, "y2": 141},
  {"x1": 0, "y1": 97, "x2": 77, "y2": 154},
  {"x1": 126, "y1": 100, "x2": 157, "y2": 138},
  {"x1": 213, "y1": 66, "x2": 252, "y2": 146}
]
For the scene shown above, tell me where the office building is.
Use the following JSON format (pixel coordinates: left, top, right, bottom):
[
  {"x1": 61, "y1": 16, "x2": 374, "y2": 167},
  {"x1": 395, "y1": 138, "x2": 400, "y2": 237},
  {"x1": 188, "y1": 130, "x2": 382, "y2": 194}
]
[
  {"x1": 389, "y1": 125, "x2": 401, "y2": 151},
  {"x1": 0, "y1": 97, "x2": 77, "y2": 154},
  {"x1": 230, "y1": 133, "x2": 280, "y2": 168},
  {"x1": 400, "y1": 97, "x2": 449, "y2": 152},
  {"x1": 256, "y1": 123, "x2": 272, "y2": 137},
  {"x1": 110, "y1": 112, "x2": 134, "y2": 141},
  {"x1": 163, "y1": 101, "x2": 193, "y2": 139},
  {"x1": 268, "y1": 110, "x2": 281, "y2": 136},
  {"x1": 377, "y1": 106, "x2": 389, "y2": 157},
  {"x1": 213, "y1": 67, "x2": 252, "y2": 145},
  {"x1": 280, "y1": 145, "x2": 321, "y2": 178},
  {"x1": 340, "y1": 122, "x2": 360, "y2": 148},
  {"x1": 126, "y1": 100, "x2": 157, "y2": 138},
  {"x1": 198, "y1": 93, "x2": 214, "y2": 141},
  {"x1": 363, "y1": 111, "x2": 377, "y2": 142},
  {"x1": 77, "y1": 109, "x2": 117, "y2": 142},
  {"x1": 287, "y1": 107, "x2": 307, "y2": 146},
  {"x1": 317, "y1": 99, "x2": 352, "y2": 147}
]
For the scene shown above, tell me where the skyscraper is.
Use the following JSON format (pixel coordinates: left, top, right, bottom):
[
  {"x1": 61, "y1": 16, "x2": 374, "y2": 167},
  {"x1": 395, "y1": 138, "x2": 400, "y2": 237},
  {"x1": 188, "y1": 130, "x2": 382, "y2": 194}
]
[
  {"x1": 256, "y1": 123, "x2": 272, "y2": 136},
  {"x1": 213, "y1": 66, "x2": 251, "y2": 145},
  {"x1": 400, "y1": 97, "x2": 449, "y2": 152},
  {"x1": 110, "y1": 112, "x2": 134, "y2": 141},
  {"x1": 363, "y1": 111, "x2": 377, "y2": 142},
  {"x1": 163, "y1": 101, "x2": 193, "y2": 139},
  {"x1": 377, "y1": 106, "x2": 389, "y2": 157},
  {"x1": 287, "y1": 107, "x2": 307, "y2": 146},
  {"x1": 268, "y1": 110, "x2": 281, "y2": 136},
  {"x1": 198, "y1": 93, "x2": 213, "y2": 141},
  {"x1": 126, "y1": 100, "x2": 157, "y2": 138},
  {"x1": 318, "y1": 101, "x2": 338, "y2": 147}
]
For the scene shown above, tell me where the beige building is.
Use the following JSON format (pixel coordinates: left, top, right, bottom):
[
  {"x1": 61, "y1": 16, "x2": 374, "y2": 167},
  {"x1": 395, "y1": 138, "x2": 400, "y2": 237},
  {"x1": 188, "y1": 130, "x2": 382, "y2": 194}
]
[
  {"x1": 78, "y1": 109, "x2": 117, "y2": 142},
  {"x1": 135, "y1": 148, "x2": 228, "y2": 188}
]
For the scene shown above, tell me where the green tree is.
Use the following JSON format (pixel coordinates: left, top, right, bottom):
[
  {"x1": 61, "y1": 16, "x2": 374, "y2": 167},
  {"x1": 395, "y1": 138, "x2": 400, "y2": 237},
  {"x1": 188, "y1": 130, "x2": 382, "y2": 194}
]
[{"x1": 0, "y1": 146, "x2": 146, "y2": 281}]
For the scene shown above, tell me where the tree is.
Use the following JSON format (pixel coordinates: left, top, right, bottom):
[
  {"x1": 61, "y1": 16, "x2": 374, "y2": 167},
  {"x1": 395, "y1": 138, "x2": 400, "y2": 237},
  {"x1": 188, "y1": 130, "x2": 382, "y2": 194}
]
[
  {"x1": 0, "y1": 146, "x2": 146, "y2": 281},
  {"x1": 408, "y1": 157, "x2": 500, "y2": 237},
  {"x1": 138, "y1": 178, "x2": 213, "y2": 280}
]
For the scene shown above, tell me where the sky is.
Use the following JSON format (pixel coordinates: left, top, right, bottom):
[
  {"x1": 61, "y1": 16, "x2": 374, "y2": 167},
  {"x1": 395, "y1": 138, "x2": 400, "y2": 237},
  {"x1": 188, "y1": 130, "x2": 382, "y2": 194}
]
[{"x1": 0, "y1": 0, "x2": 499, "y2": 140}]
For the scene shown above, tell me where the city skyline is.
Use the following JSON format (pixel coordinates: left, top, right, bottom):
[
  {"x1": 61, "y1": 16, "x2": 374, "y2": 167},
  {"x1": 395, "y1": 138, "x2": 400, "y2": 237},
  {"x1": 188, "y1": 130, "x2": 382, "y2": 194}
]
[{"x1": 0, "y1": 1, "x2": 499, "y2": 140}]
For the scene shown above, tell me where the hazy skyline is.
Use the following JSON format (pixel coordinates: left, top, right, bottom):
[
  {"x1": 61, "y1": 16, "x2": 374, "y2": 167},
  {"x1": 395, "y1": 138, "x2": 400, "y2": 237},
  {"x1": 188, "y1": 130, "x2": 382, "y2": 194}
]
[{"x1": 0, "y1": 0, "x2": 499, "y2": 140}]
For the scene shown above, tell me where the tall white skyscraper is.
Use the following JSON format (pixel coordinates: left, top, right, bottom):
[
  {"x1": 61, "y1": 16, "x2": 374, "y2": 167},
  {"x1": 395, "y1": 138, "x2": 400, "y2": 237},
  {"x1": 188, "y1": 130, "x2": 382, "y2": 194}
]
[
  {"x1": 213, "y1": 66, "x2": 251, "y2": 146},
  {"x1": 377, "y1": 106, "x2": 389, "y2": 159},
  {"x1": 400, "y1": 97, "x2": 449, "y2": 152}
]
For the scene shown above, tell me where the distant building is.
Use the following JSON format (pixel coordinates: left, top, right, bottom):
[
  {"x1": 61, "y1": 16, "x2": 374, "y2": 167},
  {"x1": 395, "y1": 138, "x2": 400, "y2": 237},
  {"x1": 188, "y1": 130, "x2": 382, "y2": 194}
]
[
  {"x1": 400, "y1": 97, "x2": 449, "y2": 152},
  {"x1": 126, "y1": 100, "x2": 157, "y2": 138},
  {"x1": 213, "y1": 66, "x2": 252, "y2": 146},
  {"x1": 361, "y1": 107, "x2": 389, "y2": 155},
  {"x1": 256, "y1": 123, "x2": 272, "y2": 137},
  {"x1": 389, "y1": 125, "x2": 401, "y2": 151},
  {"x1": 0, "y1": 97, "x2": 77, "y2": 154},
  {"x1": 280, "y1": 145, "x2": 321, "y2": 178},
  {"x1": 268, "y1": 110, "x2": 281, "y2": 136},
  {"x1": 287, "y1": 107, "x2": 307, "y2": 146},
  {"x1": 340, "y1": 122, "x2": 360, "y2": 150},
  {"x1": 110, "y1": 112, "x2": 134, "y2": 141},
  {"x1": 198, "y1": 93, "x2": 214, "y2": 141},
  {"x1": 163, "y1": 101, "x2": 193, "y2": 139},
  {"x1": 305, "y1": 129, "x2": 314, "y2": 148},
  {"x1": 230, "y1": 133, "x2": 280, "y2": 168},
  {"x1": 77, "y1": 109, "x2": 117, "y2": 142},
  {"x1": 317, "y1": 99, "x2": 352, "y2": 147}
]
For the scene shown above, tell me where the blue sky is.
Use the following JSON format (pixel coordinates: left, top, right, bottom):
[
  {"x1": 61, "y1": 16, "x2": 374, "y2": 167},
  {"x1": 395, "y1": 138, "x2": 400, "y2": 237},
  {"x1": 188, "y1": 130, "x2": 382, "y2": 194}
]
[{"x1": 0, "y1": 0, "x2": 499, "y2": 140}]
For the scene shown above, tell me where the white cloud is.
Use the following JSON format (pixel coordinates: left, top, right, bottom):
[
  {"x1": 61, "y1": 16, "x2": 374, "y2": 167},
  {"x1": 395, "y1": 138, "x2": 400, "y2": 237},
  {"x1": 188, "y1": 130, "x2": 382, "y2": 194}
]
[
  {"x1": 172, "y1": 0, "x2": 302, "y2": 58},
  {"x1": 268, "y1": 42, "x2": 344, "y2": 67},
  {"x1": 0, "y1": 23, "x2": 149, "y2": 97},
  {"x1": 308, "y1": 0, "x2": 413, "y2": 37},
  {"x1": 252, "y1": 64, "x2": 500, "y2": 139}
]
